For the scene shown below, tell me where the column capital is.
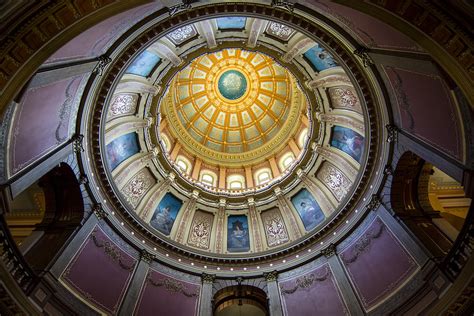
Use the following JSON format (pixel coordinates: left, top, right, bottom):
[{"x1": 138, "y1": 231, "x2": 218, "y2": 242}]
[
  {"x1": 201, "y1": 273, "x2": 216, "y2": 284},
  {"x1": 139, "y1": 249, "x2": 155, "y2": 264},
  {"x1": 321, "y1": 243, "x2": 337, "y2": 258},
  {"x1": 264, "y1": 270, "x2": 279, "y2": 282}
]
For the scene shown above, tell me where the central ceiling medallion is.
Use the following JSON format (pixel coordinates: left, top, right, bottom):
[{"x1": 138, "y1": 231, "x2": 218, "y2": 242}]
[{"x1": 217, "y1": 70, "x2": 247, "y2": 100}]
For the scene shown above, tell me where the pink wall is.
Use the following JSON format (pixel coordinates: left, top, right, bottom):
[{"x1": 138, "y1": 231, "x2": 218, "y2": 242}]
[
  {"x1": 62, "y1": 226, "x2": 136, "y2": 314},
  {"x1": 135, "y1": 268, "x2": 200, "y2": 316},
  {"x1": 303, "y1": 1, "x2": 423, "y2": 52},
  {"x1": 280, "y1": 263, "x2": 348, "y2": 315},
  {"x1": 384, "y1": 66, "x2": 463, "y2": 161},
  {"x1": 340, "y1": 217, "x2": 417, "y2": 310},
  {"x1": 45, "y1": 3, "x2": 159, "y2": 64},
  {"x1": 10, "y1": 74, "x2": 86, "y2": 175}
]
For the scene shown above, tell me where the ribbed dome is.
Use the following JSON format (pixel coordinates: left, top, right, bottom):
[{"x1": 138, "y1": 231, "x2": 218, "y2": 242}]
[{"x1": 161, "y1": 49, "x2": 305, "y2": 166}]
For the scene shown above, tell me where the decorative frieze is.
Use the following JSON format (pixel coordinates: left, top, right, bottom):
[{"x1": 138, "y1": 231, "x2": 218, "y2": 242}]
[
  {"x1": 107, "y1": 93, "x2": 138, "y2": 118},
  {"x1": 121, "y1": 168, "x2": 155, "y2": 208},
  {"x1": 261, "y1": 208, "x2": 289, "y2": 247},
  {"x1": 166, "y1": 25, "x2": 196, "y2": 45},
  {"x1": 187, "y1": 210, "x2": 214, "y2": 250},
  {"x1": 328, "y1": 87, "x2": 361, "y2": 113},
  {"x1": 280, "y1": 266, "x2": 331, "y2": 295},
  {"x1": 266, "y1": 22, "x2": 295, "y2": 41},
  {"x1": 317, "y1": 162, "x2": 352, "y2": 202}
]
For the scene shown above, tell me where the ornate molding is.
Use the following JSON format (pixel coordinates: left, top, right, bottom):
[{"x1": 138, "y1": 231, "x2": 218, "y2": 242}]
[
  {"x1": 340, "y1": 220, "x2": 384, "y2": 265},
  {"x1": 321, "y1": 243, "x2": 336, "y2": 258},
  {"x1": 140, "y1": 249, "x2": 155, "y2": 264},
  {"x1": 147, "y1": 274, "x2": 199, "y2": 297},
  {"x1": 264, "y1": 270, "x2": 278, "y2": 282},
  {"x1": 366, "y1": 194, "x2": 381, "y2": 212},
  {"x1": 90, "y1": 231, "x2": 135, "y2": 271},
  {"x1": 72, "y1": 134, "x2": 84, "y2": 153},
  {"x1": 168, "y1": 1, "x2": 192, "y2": 17},
  {"x1": 93, "y1": 203, "x2": 107, "y2": 220},
  {"x1": 271, "y1": 0, "x2": 294, "y2": 13},
  {"x1": 386, "y1": 124, "x2": 398, "y2": 143},
  {"x1": 201, "y1": 273, "x2": 215, "y2": 284},
  {"x1": 280, "y1": 266, "x2": 330, "y2": 294},
  {"x1": 353, "y1": 47, "x2": 374, "y2": 67},
  {"x1": 92, "y1": 55, "x2": 111, "y2": 76}
]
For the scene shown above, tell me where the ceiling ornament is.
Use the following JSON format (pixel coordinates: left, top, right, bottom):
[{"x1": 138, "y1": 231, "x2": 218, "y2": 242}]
[
  {"x1": 266, "y1": 22, "x2": 295, "y2": 40},
  {"x1": 166, "y1": 25, "x2": 196, "y2": 45}
]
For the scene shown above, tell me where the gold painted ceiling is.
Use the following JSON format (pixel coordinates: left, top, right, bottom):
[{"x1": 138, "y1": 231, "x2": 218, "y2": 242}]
[{"x1": 160, "y1": 48, "x2": 305, "y2": 166}]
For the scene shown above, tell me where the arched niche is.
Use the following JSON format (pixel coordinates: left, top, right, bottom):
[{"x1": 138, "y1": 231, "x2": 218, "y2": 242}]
[{"x1": 214, "y1": 284, "x2": 268, "y2": 316}]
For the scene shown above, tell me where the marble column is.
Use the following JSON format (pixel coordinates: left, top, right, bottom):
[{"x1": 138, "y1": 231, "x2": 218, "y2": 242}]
[
  {"x1": 174, "y1": 190, "x2": 199, "y2": 242},
  {"x1": 199, "y1": 273, "x2": 215, "y2": 316},
  {"x1": 274, "y1": 187, "x2": 302, "y2": 239},
  {"x1": 248, "y1": 198, "x2": 263, "y2": 252},
  {"x1": 118, "y1": 250, "x2": 154, "y2": 315},
  {"x1": 322, "y1": 244, "x2": 364, "y2": 316},
  {"x1": 264, "y1": 271, "x2": 283, "y2": 316},
  {"x1": 214, "y1": 199, "x2": 226, "y2": 253}
]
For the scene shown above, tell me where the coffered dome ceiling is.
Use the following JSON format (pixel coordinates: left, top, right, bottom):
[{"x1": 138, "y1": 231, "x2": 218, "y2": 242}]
[
  {"x1": 161, "y1": 48, "x2": 304, "y2": 165},
  {"x1": 95, "y1": 13, "x2": 376, "y2": 263}
]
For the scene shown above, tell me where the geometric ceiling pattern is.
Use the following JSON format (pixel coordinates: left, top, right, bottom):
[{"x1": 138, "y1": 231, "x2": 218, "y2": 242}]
[{"x1": 161, "y1": 48, "x2": 304, "y2": 165}]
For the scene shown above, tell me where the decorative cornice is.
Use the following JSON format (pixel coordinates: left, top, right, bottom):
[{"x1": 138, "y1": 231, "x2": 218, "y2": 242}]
[
  {"x1": 366, "y1": 195, "x2": 381, "y2": 212},
  {"x1": 271, "y1": 0, "x2": 294, "y2": 13},
  {"x1": 168, "y1": 1, "x2": 192, "y2": 17}
]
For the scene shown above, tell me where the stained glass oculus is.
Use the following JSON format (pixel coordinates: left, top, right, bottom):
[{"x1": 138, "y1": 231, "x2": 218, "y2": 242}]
[{"x1": 217, "y1": 70, "x2": 247, "y2": 100}]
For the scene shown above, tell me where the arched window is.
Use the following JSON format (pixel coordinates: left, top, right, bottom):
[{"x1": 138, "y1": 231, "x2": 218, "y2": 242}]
[
  {"x1": 279, "y1": 152, "x2": 295, "y2": 171},
  {"x1": 227, "y1": 174, "x2": 245, "y2": 190},
  {"x1": 255, "y1": 168, "x2": 272, "y2": 185},
  {"x1": 175, "y1": 156, "x2": 191, "y2": 174},
  {"x1": 200, "y1": 170, "x2": 217, "y2": 186},
  {"x1": 161, "y1": 133, "x2": 171, "y2": 152},
  {"x1": 298, "y1": 128, "x2": 308, "y2": 149}
]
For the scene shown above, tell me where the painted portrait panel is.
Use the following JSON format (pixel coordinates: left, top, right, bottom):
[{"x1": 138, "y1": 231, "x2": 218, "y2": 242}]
[
  {"x1": 125, "y1": 50, "x2": 161, "y2": 77},
  {"x1": 227, "y1": 215, "x2": 250, "y2": 253},
  {"x1": 291, "y1": 188, "x2": 325, "y2": 231},
  {"x1": 330, "y1": 126, "x2": 365, "y2": 163},
  {"x1": 303, "y1": 44, "x2": 338, "y2": 72},
  {"x1": 149, "y1": 193, "x2": 183, "y2": 236},
  {"x1": 106, "y1": 132, "x2": 140, "y2": 171}
]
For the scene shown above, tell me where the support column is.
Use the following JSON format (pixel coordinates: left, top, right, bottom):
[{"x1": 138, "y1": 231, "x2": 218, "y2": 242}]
[
  {"x1": 248, "y1": 198, "x2": 263, "y2": 252},
  {"x1": 191, "y1": 158, "x2": 202, "y2": 179},
  {"x1": 197, "y1": 20, "x2": 217, "y2": 48},
  {"x1": 214, "y1": 199, "x2": 226, "y2": 253},
  {"x1": 288, "y1": 139, "x2": 300, "y2": 157},
  {"x1": 174, "y1": 190, "x2": 199, "y2": 242},
  {"x1": 218, "y1": 168, "x2": 226, "y2": 189},
  {"x1": 149, "y1": 42, "x2": 182, "y2": 66},
  {"x1": 296, "y1": 170, "x2": 335, "y2": 217},
  {"x1": 170, "y1": 142, "x2": 181, "y2": 160},
  {"x1": 269, "y1": 157, "x2": 281, "y2": 178},
  {"x1": 245, "y1": 166, "x2": 254, "y2": 188},
  {"x1": 199, "y1": 273, "x2": 215, "y2": 316},
  {"x1": 264, "y1": 271, "x2": 283, "y2": 316},
  {"x1": 247, "y1": 19, "x2": 268, "y2": 48},
  {"x1": 118, "y1": 250, "x2": 154, "y2": 315},
  {"x1": 139, "y1": 172, "x2": 175, "y2": 222},
  {"x1": 50, "y1": 209, "x2": 100, "y2": 278},
  {"x1": 282, "y1": 37, "x2": 314, "y2": 63},
  {"x1": 274, "y1": 187, "x2": 302, "y2": 239},
  {"x1": 322, "y1": 244, "x2": 364, "y2": 316}
]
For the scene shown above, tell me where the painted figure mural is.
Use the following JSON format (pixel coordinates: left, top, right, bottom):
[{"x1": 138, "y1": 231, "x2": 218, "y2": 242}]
[
  {"x1": 291, "y1": 188, "x2": 325, "y2": 231},
  {"x1": 227, "y1": 215, "x2": 250, "y2": 252},
  {"x1": 125, "y1": 50, "x2": 161, "y2": 77},
  {"x1": 150, "y1": 193, "x2": 183, "y2": 236},
  {"x1": 106, "y1": 132, "x2": 140, "y2": 171},
  {"x1": 303, "y1": 44, "x2": 338, "y2": 72},
  {"x1": 330, "y1": 126, "x2": 365, "y2": 163}
]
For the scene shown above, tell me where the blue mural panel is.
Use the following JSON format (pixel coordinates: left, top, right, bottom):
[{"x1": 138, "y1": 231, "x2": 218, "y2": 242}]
[
  {"x1": 216, "y1": 17, "x2": 247, "y2": 30},
  {"x1": 330, "y1": 126, "x2": 365, "y2": 163},
  {"x1": 303, "y1": 44, "x2": 338, "y2": 72},
  {"x1": 150, "y1": 192, "x2": 183, "y2": 236},
  {"x1": 125, "y1": 50, "x2": 161, "y2": 77},
  {"x1": 106, "y1": 132, "x2": 140, "y2": 171},
  {"x1": 291, "y1": 188, "x2": 325, "y2": 231},
  {"x1": 227, "y1": 215, "x2": 250, "y2": 252}
]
